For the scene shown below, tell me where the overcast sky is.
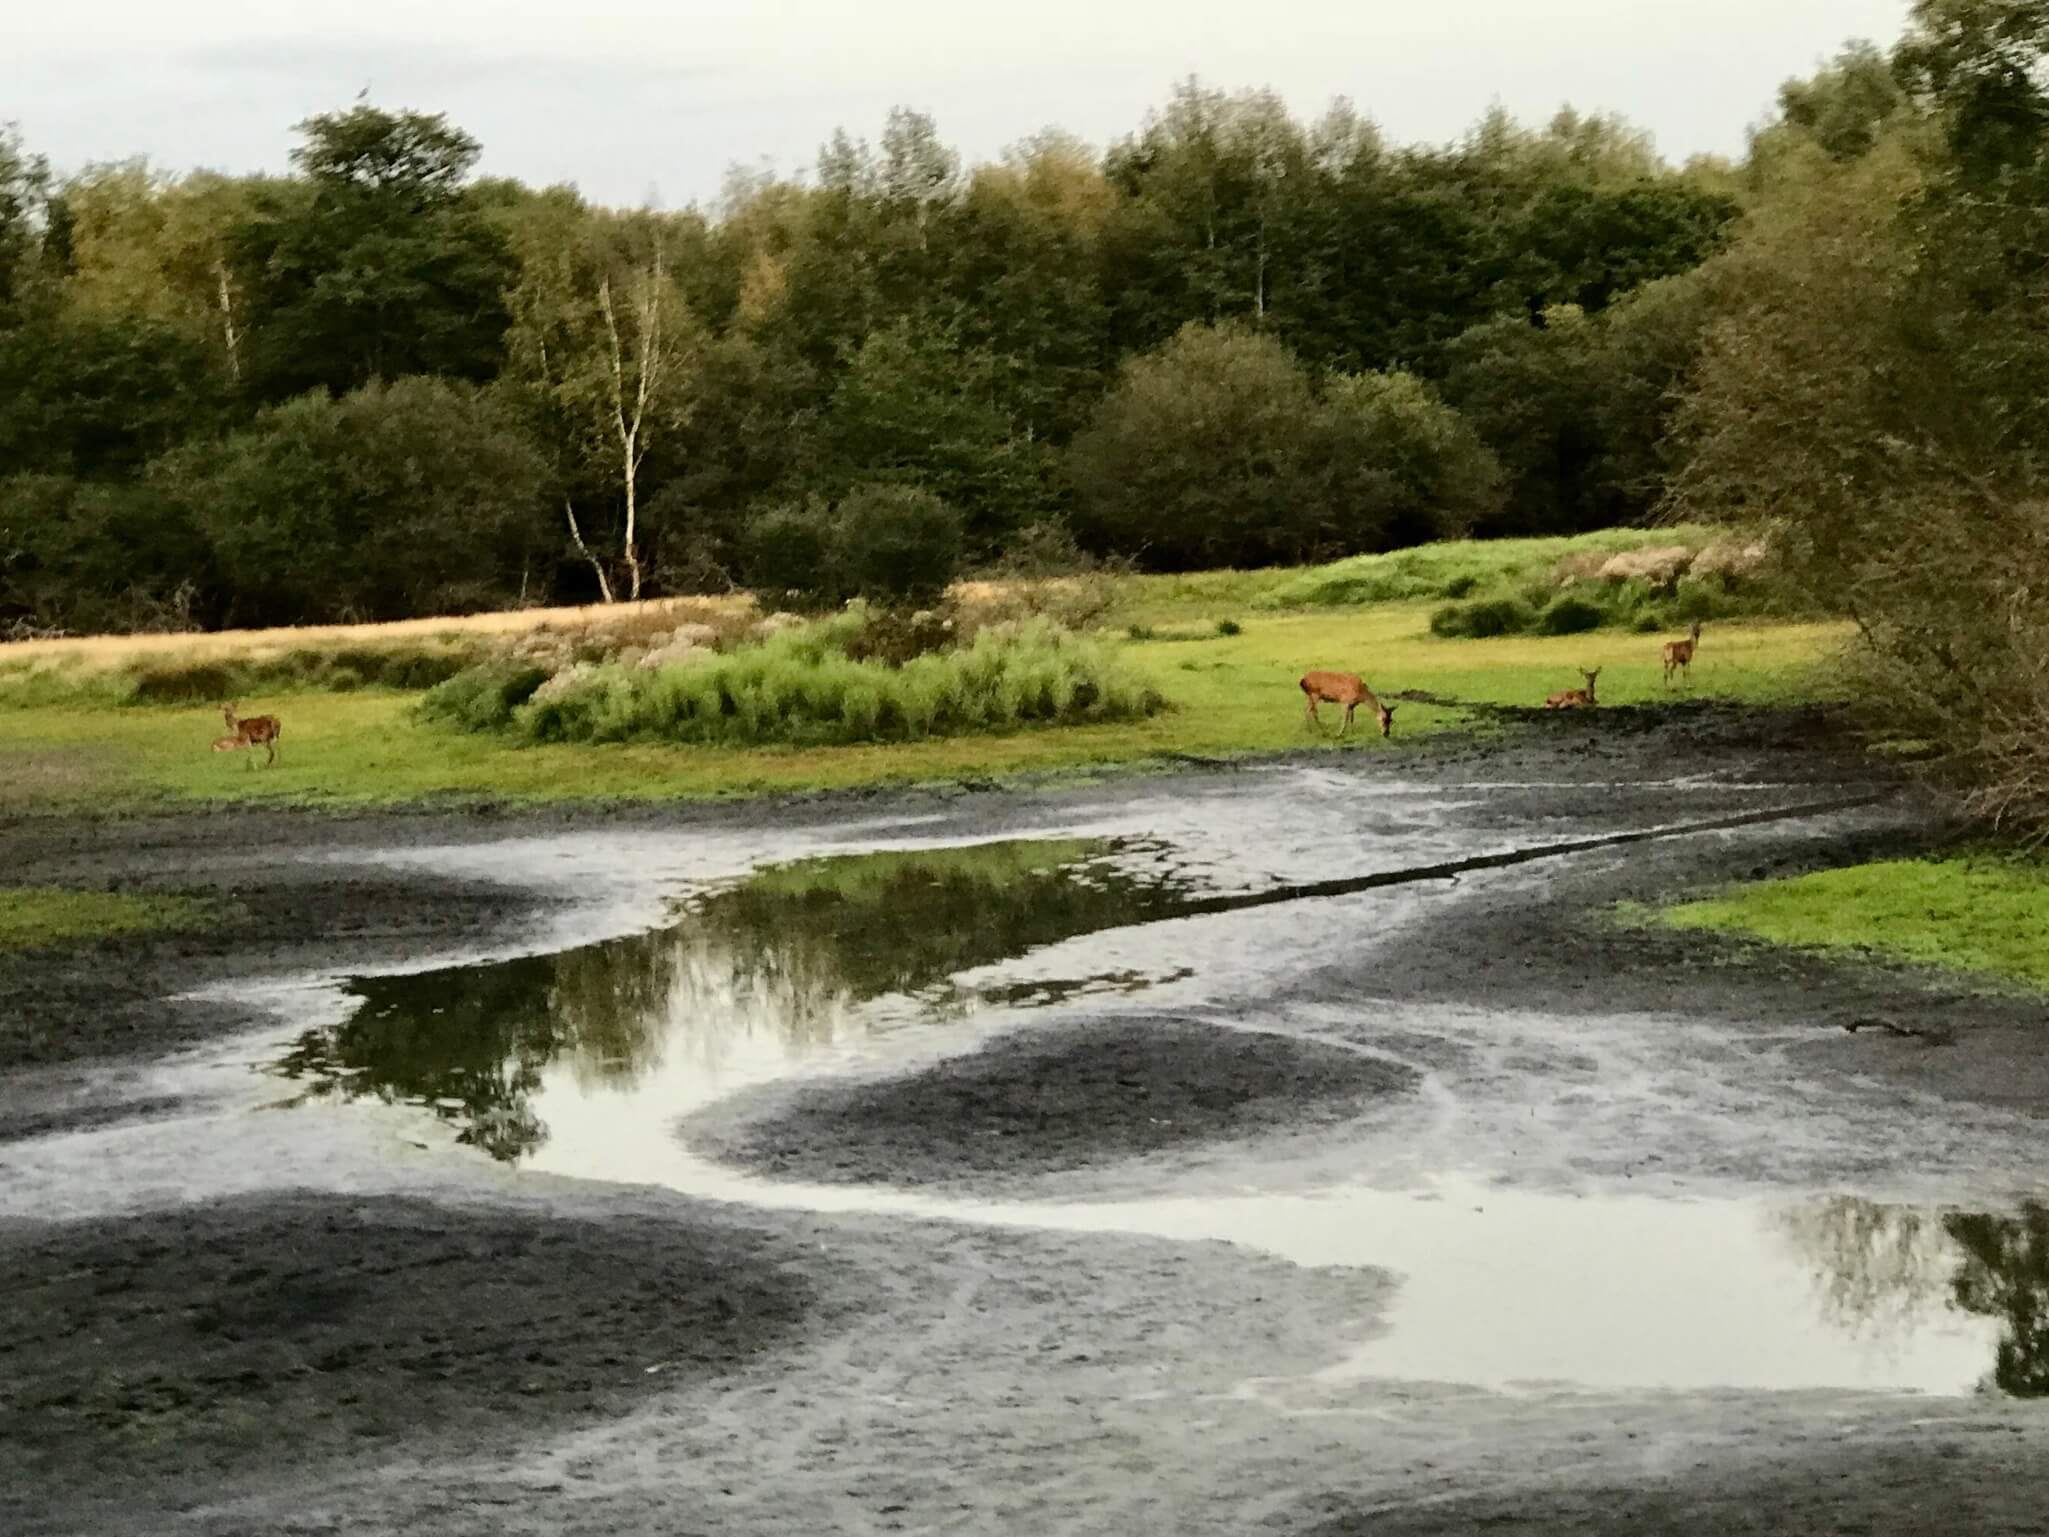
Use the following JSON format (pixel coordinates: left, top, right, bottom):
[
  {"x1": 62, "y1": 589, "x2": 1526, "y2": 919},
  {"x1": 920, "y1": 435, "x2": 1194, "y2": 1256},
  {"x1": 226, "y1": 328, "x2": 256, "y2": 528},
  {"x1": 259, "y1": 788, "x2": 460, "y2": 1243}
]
[{"x1": 8, "y1": 1, "x2": 1915, "y2": 207}]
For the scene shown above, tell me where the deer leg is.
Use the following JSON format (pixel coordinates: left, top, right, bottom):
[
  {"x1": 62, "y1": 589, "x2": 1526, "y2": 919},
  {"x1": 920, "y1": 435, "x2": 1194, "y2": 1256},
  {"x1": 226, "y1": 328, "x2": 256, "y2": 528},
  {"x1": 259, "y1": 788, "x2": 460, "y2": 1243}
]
[{"x1": 1339, "y1": 704, "x2": 1355, "y2": 738}]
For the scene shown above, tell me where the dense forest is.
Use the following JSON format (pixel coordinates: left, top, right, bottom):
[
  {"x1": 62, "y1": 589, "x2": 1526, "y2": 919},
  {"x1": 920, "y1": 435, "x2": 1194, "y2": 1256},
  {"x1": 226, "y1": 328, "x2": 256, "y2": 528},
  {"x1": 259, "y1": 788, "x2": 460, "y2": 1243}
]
[
  {"x1": 1, "y1": 63, "x2": 1749, "y2": 630},
  {"x1": 6, "y1": 0, "x2": 2049, "y2": 822}
]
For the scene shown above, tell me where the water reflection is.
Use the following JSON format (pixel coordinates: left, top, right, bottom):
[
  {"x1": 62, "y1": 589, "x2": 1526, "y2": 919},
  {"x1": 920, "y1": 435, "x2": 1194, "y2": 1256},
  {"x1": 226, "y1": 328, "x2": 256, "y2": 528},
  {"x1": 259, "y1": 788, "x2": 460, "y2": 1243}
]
[
  {"x1": 1782, "y1": 1196, "x2": 2049, "y2": 1397},
  {"x1": 274, "y1": 837, "x2": 1199, "y2": 1161}
]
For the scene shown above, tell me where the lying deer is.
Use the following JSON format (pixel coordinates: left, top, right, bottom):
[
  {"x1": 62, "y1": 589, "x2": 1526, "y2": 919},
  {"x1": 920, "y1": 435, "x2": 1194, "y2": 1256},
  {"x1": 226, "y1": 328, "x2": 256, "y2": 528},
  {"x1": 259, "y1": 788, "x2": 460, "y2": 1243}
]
[
  {"x1": 220, "y1": 701, "x2": 282, "y2": 767},
  {"x1": 1545, "y1": 667, "x2": 1602, "y2": 709},
  {"x1": 1300, "y1": 670, "x2": 1397, "y2": 738},
  {"x1": 1663, "y1": 621, "x2": 1703, "y2": 687}
]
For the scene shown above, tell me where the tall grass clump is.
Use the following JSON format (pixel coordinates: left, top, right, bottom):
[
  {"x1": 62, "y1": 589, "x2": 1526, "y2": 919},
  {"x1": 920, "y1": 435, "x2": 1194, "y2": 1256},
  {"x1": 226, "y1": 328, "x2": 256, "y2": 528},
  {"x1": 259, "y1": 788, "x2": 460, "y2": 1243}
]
[
  {"x1": 417, "y1": 663, "x2": 551, "y2": 731},
  {"x1": 423, "y1": 618, "x2": 1164, "y2": 747}
]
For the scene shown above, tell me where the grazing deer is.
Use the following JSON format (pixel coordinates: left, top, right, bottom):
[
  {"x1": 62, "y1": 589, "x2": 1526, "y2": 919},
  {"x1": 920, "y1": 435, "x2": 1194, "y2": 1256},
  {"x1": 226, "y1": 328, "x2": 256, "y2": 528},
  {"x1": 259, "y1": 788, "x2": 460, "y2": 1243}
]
[
  {"x1": 1663, "y1": 621, "x2": 1703, "y2": 687},
  {"x1": 1300, "y1": 670, "x2": 1397, "y2": 738},
  {"x1": 220, "y1": 702, "x2": 281, "y2": 767},
  {"x1": 1545, "y1": 667, "x2": 1602, "y2": 710}
]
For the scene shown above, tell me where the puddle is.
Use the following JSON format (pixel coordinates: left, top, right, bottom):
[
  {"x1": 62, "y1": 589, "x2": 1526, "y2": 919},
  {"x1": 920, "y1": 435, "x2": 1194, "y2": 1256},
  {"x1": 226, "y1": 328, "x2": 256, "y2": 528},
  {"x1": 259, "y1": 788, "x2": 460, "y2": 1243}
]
[
  {"x1": 262, "y1": 823, "x2": 2049, "y2": 1399},
  {"x1": 276, "y1": 837, "x2": 1202, "y2": 1161}
]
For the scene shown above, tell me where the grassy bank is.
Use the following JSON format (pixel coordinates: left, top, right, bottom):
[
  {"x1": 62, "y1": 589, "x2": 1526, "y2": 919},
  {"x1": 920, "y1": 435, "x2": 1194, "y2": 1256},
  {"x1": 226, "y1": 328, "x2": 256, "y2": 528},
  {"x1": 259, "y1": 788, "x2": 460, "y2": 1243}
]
[
  {"x1": 0, "y1": 599, "x2": 1847, "y2": 812},
  {"x1": 0, "y1": 888, "x2": 215, "y2": 949},
  {"x1": 1646, "y1": 856, "x2": 2049, "y2": 992}
]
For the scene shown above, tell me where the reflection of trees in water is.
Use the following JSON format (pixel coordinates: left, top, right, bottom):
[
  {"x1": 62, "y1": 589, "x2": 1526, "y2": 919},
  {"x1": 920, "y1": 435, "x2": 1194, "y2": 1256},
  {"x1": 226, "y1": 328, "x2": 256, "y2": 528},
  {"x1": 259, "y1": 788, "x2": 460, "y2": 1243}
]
[
  {"x1": 1779, "y1": 1197, "x2": 1953, "y2": 1338},
  {"x1": 1780, "y1": 1196, "x2": 2049, "y2": 1397},
  {"x1": 1949, "y1": 1206, "x2": 2049, "y2": 1397},
  {"x1": 275, "y1": 837, "x2": 1195, "y2": 1162}
]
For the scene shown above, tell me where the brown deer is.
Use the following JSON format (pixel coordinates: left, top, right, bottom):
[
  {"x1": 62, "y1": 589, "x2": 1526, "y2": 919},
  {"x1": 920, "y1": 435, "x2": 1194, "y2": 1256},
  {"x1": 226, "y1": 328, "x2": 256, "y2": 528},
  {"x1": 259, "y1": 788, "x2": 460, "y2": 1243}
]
[
  {"x1": 1663, "y1": 621, "x2": 1703, "y2": 687},
  {"x1": 1300, "y1": 671, "x2": 1397, "y2": 738},
  {"x1": 220, "y1": 702, "x2": 281, "y2": 767},
  {"x1": 1545, "y1": 667, "x2": 1602, "y2": 710}
]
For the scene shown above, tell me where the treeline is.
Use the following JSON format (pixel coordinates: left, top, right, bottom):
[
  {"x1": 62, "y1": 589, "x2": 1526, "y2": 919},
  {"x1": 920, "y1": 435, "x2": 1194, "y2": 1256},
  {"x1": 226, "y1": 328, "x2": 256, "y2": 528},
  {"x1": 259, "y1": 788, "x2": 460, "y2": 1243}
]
[{"x1": 0, "y1": 82, "x2": 1739, "y2": 632}]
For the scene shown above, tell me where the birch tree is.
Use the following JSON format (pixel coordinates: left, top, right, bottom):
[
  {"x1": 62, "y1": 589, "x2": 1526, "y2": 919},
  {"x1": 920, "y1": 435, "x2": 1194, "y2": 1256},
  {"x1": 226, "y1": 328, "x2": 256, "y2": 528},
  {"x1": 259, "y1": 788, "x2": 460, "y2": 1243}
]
[{"x1": 505, "y1": 201, "x2": 697, "y2": 602}]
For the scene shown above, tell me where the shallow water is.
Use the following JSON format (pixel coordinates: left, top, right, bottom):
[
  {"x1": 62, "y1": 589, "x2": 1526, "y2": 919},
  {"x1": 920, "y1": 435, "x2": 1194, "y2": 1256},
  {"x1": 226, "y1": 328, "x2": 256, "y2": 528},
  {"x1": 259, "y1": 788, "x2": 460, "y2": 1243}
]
[{"x1": 263, "y1": 776, "x2": 2049, "y2": 1402}]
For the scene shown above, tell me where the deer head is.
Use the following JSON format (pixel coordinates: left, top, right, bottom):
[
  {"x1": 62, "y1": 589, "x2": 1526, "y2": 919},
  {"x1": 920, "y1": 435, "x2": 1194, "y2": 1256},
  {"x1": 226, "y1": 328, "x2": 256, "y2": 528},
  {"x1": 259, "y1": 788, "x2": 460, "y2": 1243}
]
[{"x1": 1376, "y1": 702, "x2": 1398, "y2": 737}]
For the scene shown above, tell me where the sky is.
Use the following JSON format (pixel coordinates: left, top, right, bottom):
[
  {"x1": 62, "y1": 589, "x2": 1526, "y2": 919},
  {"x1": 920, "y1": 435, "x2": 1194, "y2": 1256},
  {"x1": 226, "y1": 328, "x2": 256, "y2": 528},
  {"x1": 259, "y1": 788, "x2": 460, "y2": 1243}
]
[{"x1": 7, "y1": 1, "x2": 1916, "y2": 207}]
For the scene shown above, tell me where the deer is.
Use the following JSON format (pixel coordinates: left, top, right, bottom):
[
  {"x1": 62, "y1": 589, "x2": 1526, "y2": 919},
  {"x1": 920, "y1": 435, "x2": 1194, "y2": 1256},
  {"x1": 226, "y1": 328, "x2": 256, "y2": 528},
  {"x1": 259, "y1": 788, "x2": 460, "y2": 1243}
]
[
  {"x1": 220, "y1": 702, "x2": 282, "y2": 767},
  {"x1": 1663, "y1": 621, "x2": 1703, "y2": 687},
  {"x1": 1299, "y1": 670, "x2": 1397, "y2": 738},
  {"x1": 1545, "y1": 667, "x2": 1602, "y2": 710}
]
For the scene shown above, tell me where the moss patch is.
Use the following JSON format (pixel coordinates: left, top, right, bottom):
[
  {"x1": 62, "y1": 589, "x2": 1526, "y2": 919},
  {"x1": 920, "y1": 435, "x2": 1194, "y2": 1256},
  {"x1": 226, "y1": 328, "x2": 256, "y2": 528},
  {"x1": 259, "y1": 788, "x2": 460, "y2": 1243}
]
[
  {"x1": 1647, "y1": 856, "x2": 2049, "y2": 991},
  {"x1": 0, "y1": 888, "x2": 215, "y2": 950}
]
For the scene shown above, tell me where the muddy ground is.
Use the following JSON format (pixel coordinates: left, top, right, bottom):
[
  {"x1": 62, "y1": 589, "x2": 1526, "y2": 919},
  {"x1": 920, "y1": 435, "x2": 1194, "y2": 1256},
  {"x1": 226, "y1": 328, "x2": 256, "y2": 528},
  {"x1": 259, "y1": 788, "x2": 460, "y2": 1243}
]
[{"x1": 5, "y1": 704, "x2": 2049, "y2": 1534}]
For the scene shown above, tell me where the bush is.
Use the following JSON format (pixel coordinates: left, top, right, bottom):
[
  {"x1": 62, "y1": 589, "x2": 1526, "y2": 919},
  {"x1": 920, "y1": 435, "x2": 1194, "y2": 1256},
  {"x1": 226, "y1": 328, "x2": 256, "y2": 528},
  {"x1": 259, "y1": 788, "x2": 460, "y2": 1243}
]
[
  {"x1": 417, "y1": 663, "x2": 551, "y2": 732},
  {"x1": 836, "y1": 484, "x2": 963, "y2": 607},
  {"x1": 420, "y1": 618, "x2": 1163, "y2": 747},
  {"x1": 741, "y1": 485, "x2": 965, "y2": 611},
  {"x1": 1536, "y1": 594, "x2": 1607, "y2": 635},
  {"x1": 124, "y1": 642, "x2": 480, "y2": 703},
  {"x1": 740, "y1": 497, "x2": 839, "y2": 610},
  {"x1": 1430, "y1": 596, "x2": 1537, "y2": 638}
]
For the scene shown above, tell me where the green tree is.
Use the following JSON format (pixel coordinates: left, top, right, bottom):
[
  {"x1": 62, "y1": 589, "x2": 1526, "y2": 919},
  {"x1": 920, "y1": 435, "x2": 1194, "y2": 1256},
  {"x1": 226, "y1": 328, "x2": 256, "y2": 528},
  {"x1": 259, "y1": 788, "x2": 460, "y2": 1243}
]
[
  {"x1": 0, "y1": 307, "x2": 227, "y2": 477},
  {"x1": 1439, "y1": 306, "x2": 1610, "y2": 534},
  {"x1": 156, "y1": 377, "x2": 549, "y2": 625},
  {"x1": 815, "y1": 320, "x2": 1048, "y2": 545},
  {"x1": 1312, "y1": 371, "x2": 1504, "y2": 547},
  {"x1": 230, "y1": 108, "x2": 513, "y2": 400},
  {"x1": 0, "y1": 124, "x2": 51, "y2": 312},
  {"x1": 0, "y1": 473, "x2": 207, "y2": 633},
  {"x1": 1070, "y1": 321, "x2": 1481, "y2": 567},
  {"x1": 503, "y1": 196, "x2": 699, "y2": 601}
]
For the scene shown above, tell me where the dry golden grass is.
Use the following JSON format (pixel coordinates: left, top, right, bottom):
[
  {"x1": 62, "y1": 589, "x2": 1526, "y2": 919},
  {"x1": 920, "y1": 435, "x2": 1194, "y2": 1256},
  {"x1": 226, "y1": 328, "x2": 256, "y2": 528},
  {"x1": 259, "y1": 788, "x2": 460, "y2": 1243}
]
[{"x1": 0, "y1": 595, "x2": 761, "y2": 673}]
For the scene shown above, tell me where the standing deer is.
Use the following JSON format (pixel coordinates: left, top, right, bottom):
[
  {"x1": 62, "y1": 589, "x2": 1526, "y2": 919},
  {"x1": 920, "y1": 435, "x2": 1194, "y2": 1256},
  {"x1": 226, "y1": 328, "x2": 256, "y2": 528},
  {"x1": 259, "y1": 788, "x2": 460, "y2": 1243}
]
[
  {"x1": 1300, "y1": 671, "x2": 1397, "y2": 738},
  {"x1": 1545, "y1": 667, "x2": 1602, "y2": 709},
  {"x1": 1663, "y1": 621, "x2": 1703, "y2": 687},
  {"x1": 220, "y1": 702, "x2": 282, "y2": 767}
]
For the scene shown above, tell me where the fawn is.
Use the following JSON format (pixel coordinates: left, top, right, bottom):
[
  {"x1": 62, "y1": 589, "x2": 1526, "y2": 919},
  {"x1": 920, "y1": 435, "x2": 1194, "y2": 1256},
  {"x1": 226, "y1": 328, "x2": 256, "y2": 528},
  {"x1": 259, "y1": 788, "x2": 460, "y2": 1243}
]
[{"x1": 1545, "y1": 667, "x2": 1602, "y2": 709}]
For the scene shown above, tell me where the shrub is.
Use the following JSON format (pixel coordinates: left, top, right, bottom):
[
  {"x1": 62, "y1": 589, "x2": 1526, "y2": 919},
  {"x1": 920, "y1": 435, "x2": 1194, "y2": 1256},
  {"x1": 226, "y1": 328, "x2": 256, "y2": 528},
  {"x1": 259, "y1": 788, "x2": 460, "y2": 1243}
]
[
  {"x1": 417, "y1": 664, "x2": 551, "y2": 732},
  {"x1": 836, "y1": 484, "x2": 963, "y2": 607},
  {"x1": 420, "y1": 618, "x2": 1164, "y2": 747},
  {"x1": 1536, "y1": 595, "x2": 1607, "y2": 635},
  {"x1": 740, "y1": 498, "x2": 839, "y2": 610},
  {"x1": 1216, "y1": 618, "x2": 1243, "y2": 637},
  {"x1": 1430, "y1": 596, "x2": 1537, "y2": 638}
]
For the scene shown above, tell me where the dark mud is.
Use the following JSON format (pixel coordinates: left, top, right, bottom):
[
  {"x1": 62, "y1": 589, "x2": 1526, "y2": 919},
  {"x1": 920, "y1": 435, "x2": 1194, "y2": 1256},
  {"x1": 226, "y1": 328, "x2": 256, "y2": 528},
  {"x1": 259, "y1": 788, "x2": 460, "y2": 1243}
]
[
  {"x1": 7, "y1": 704, "x2": 2049, "y2": 1536},
  {"x1": 1304, "y1": 1437, "x2": 2049, "y2": 1536},
  {"x1": 0, "y1": 1191, "x2": 825, "y2": 1529},
  {"x1": 688, "y1": 1016, "x2": 1419, "y2": 1187}
]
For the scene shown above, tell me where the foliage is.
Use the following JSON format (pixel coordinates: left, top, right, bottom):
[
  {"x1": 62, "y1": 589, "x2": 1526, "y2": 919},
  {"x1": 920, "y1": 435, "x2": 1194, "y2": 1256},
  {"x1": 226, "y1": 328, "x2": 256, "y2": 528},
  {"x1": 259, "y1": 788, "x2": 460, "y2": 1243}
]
[
  {"x1": 742, "y1": 483, "x2": 965, "y2": 609},
  {"x1": 229, "y1": 108, "x2": 514, "y2": 400},
  {"x1": 1070, "y1": 324, "x2": 1497, "y2": 568},
  {"x1": 154, "y1": 378, "x2": 550, "y2": 627},
  {"x1": 425, "y1": 616, "x2": 1163, "y2": 747},
  {"x1": 416, "y1": 662, "x2": 552, "y2": 730}
]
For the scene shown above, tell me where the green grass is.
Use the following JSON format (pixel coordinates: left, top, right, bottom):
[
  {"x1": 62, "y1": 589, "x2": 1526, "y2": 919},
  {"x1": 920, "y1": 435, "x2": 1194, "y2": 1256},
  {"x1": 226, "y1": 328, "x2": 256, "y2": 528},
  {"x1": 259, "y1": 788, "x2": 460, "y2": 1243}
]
[
  {"x1": 1257, "y1": 526, "x2": 1729, "y2": 609},
  {"x1": 0, "y1": 601, "x2": 1850, "y2": 813},
  {"x1": 1647, "y1": 856, "x2": 2049, "y2": 991},
  {"x1": 0, "y1": 888, "x2": 215, "y2": 949}
]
